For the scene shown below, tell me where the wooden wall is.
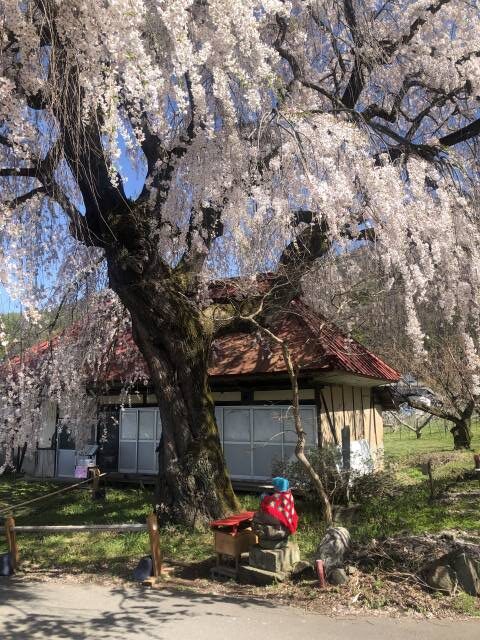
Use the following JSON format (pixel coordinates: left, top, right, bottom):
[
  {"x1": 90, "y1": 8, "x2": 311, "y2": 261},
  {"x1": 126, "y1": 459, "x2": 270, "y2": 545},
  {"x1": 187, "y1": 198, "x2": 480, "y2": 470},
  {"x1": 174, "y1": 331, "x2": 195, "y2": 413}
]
[{"x1": 317, "y1": 384, "x2": 384, "y2": 454}]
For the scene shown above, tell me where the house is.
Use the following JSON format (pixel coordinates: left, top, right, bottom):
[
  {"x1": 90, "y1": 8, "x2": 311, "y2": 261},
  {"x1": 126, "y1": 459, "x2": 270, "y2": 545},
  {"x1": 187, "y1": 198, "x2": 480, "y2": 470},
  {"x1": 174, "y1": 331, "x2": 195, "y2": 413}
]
[{"x1": 20, "y1": 299, "x2": 400, "y2": 484}]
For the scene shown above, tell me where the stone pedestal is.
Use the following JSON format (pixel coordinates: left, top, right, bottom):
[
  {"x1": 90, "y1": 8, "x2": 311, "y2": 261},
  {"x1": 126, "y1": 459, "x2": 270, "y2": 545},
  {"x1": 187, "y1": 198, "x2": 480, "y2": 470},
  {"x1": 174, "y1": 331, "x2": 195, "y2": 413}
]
[
  {"x1": 239, "y1": 541, "x2": 300, "y2": 585},
  {"x1": 250, "y1": 541, "x2": 300, "y2": 573}
]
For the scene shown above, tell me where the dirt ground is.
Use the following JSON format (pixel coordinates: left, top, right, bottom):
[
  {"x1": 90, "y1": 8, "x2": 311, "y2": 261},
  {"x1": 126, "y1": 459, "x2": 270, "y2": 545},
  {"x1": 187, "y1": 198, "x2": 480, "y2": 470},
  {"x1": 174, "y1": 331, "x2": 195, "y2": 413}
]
[{"x1": 15, "y1": 532, "x2": 480, "y2": 621}]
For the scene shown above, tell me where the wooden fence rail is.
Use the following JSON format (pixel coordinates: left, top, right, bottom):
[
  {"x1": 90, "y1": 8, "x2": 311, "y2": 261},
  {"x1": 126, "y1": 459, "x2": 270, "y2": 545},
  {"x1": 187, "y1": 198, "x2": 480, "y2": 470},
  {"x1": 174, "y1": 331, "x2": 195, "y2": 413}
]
[
  {"x1": 12, "y1": 523, "x2": 147, "y2": 532},
  {"x1": 4, "y1": 514, "x2": 162, "y2": 579}
]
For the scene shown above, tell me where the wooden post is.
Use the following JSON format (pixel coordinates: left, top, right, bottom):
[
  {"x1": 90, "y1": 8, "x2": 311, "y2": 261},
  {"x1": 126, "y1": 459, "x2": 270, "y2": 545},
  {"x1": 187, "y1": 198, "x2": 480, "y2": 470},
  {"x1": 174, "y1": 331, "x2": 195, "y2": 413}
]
[
  {"x1": 147, "y1": 513, "x2": 162, "y2": 579},
  {"x1": 427, "y1": 458, "x2": 435, "y2": 501},
  {"x1": 90, "y1": 466, "x2": 101, "y2": 499},
  {"x1": 5, "y1": 516, "x2": 19, "y2": 571},
  {"x1": 316, "y1": 559, "x2": 327, "y2": 588}
]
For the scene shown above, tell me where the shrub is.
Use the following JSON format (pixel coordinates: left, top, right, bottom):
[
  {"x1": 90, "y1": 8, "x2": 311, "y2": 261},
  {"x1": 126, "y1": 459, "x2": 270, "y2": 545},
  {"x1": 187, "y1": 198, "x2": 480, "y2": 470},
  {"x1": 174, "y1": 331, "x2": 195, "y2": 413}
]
[{"x1": 273, "y1": 446, "x2": 398, "y2": 506}]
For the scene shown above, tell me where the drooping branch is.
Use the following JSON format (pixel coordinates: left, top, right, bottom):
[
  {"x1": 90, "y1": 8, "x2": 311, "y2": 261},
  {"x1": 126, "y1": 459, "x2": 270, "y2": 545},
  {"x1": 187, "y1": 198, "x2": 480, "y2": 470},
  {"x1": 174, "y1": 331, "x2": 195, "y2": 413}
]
[{"x1": 274, "y1": 15, "x2": 338, "y2": 107}]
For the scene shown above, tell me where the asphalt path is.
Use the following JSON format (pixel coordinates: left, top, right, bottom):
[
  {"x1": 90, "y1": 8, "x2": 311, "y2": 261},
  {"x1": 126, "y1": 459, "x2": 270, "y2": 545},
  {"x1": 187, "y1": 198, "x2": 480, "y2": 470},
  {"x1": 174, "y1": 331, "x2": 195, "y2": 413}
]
[{"x1": 0, "y1": 579, "x2": 478, "y2": 639}]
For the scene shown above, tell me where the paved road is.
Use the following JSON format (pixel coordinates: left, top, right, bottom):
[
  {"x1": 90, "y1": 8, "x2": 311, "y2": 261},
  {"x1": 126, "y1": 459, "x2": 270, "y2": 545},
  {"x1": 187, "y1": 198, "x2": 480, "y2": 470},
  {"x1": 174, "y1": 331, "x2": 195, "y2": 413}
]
[{"x1": 0, "y1": 579, "x2": 478, "y2": 639}]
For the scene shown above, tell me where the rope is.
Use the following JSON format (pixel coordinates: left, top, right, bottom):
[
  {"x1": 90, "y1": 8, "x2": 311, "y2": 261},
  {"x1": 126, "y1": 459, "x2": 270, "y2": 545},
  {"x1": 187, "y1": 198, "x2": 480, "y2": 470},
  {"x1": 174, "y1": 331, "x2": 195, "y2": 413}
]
[{"x1": 0, "y1": 473, "x2": 107, "y2": 517}]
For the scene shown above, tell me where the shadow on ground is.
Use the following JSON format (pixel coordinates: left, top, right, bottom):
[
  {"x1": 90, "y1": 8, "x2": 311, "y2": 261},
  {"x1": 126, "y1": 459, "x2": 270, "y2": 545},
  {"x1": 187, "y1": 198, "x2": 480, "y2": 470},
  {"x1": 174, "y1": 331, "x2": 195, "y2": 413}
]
[{"x1": 0, "y1": 577, "x2": 275, "y2": 639}]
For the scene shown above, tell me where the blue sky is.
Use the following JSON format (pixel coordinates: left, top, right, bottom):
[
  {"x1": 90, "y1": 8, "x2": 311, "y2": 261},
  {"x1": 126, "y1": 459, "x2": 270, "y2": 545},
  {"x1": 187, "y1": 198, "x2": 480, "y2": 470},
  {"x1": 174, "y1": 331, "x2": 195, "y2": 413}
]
[{"x1": 0, "y1": 132, "x2": 147, "y2": 314}]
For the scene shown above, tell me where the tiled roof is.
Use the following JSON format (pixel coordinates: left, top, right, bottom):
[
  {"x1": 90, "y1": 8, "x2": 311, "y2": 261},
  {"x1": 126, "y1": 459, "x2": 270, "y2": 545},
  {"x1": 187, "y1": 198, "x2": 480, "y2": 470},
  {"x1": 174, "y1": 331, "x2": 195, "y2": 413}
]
[
  {"x1": 4, "y1": 299, "x2": 400, "y2": 385},
  {"x1": 209, "y1": 299, "x2": 400, "y2": 382}
]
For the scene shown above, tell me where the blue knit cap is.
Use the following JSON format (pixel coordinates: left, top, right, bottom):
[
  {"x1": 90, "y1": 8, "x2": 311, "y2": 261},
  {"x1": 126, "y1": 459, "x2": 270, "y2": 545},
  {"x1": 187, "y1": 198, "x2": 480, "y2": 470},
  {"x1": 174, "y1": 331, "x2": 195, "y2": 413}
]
[{"x1": 272, "y1": 476, "x2": 289, "y2": 492}]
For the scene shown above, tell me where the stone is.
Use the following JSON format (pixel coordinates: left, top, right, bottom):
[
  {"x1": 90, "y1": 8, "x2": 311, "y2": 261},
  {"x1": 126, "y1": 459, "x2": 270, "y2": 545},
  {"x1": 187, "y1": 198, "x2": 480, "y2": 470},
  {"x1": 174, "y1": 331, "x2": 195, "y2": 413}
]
[
  {"x1": 132, "y1": 556, "x2": 153, "y2": 582},
  {"x1": 452, "y1": 552, "x2": 480, "y2": 596},
  {"x1": 328, "y1": 568, "x2": 349, "y2": 585},
  {"x1": 291, "y1": 561, "x2": 316, "y2": 581},
  {"x1": 316, "y1": 527, "x2": 351, "y2": 573},
  {"x1": 252, "y1": 521, "x2": 289, "y2": 544},
  {"x1": 258, "y1": 539, "x2": 289, "y2": 550},
  {"x1": 424, "y1": 550, "x2": 480, "y2": 595},
  {"x1": 238, "y1": 565, "x2": 286, "y2": 586},
  {"x1": 424, "y1": 561, "x2": 456, "y2": 594},
  {"x1": 249, "y1": 541, "x2": 300, "y2": 574},
  {"x1": 0, "y1": 552, "x2": 13, "y2": 577}
]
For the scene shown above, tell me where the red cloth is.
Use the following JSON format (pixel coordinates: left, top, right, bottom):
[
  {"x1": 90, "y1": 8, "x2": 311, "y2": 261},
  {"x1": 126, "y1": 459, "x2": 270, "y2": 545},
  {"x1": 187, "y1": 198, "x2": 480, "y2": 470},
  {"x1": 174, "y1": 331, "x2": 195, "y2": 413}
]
[{"x1": 260, "y1": 490, "x2": 298, "y2": 534}]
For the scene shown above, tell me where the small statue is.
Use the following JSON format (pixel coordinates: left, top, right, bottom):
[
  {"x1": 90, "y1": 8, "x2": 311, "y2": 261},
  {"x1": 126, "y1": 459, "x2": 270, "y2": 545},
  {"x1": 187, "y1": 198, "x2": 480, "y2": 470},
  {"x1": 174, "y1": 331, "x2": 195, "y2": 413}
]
[{"x1": 253, "y1": 476, "x2": 298, "y2": 549}]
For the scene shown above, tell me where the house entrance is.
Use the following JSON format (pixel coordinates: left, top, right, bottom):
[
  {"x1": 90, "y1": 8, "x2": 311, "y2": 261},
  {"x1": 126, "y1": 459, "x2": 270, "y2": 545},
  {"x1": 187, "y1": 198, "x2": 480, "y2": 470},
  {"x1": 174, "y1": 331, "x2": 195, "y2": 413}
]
[
  {"x1": 215, "y1": 405, "x2": 317, "y2": 479},
  {"x1": 118, "y1": 408, "x2": 161, "y2": 474}
]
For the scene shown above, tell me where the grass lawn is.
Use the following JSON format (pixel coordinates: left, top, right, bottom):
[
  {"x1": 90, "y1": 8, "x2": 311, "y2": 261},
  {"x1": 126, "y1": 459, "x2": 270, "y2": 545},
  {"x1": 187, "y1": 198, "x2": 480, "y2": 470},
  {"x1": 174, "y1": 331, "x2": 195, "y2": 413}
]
[
  {"x1": 384, "y1": 417, "x2": 480, "y2": 458},
  {"x1": 0, "y1": 422, "x2": 478, "y2": 579},
  {"x1": 348, "y1": 419, "x2": 480, "y2": 540}
]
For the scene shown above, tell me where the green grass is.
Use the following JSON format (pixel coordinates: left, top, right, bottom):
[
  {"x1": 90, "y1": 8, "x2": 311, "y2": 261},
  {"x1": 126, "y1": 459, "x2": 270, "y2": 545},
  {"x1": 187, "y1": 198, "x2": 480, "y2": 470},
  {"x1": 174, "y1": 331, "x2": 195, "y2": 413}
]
[
  {"x1": 0, "y1": 481, "x2": 158, "y2": 576},
  {"x1": 452, "y1": 593, "x2": 480, "y2": 617},
  {"x1": 349, "y1": 420, "x2": 480, "y2": 541},
  {"x1": 0, "y1": 479, "x2": 325, "y2": 576},
  {"x1": 0, "y1": 422, "x2": 478, "y2": 577},
  {"x1": 384, "y1": 418, "x2": 480, "y2": 459}
]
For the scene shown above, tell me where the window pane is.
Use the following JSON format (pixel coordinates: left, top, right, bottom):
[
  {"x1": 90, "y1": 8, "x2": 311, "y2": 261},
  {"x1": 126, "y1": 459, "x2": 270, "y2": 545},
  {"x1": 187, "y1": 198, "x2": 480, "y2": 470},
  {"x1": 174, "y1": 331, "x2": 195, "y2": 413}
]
[
  {"x1": 120, "y1": 411, "x2": 137, "y2": 440},
  {"x1": 252, "y1": 444, "x2": 283, "y2": 478},
  {"x1": 301, "y1": 408, "x2": 317, "y2": 444},
  {"x1": 214, "y1": 407, "x2": 224, "y2": 441},
  {"x1": 118, "y1": 441, "x2": 136, "y2": 472},
  {"x1": 57, "y1": 450, "x2": 76, "y2": 476},
  {"x1": 138, "y1": 410, "x2": 155, "y2": 440},
  {"x1": 156, "y1": 412, "x2": 162, "y2": 441},
  {"x1": 284, "y1": 445, "x2": 296, "y2": 465},
  {"x1": 284, "y1": 408, "x2": 316, "y2": 444},
  {"x1": 253, "y1": 409, "x2": 283, "y2": 443},
  {"x1": 223, "y1": 409, "x2": 250, "y2": 442},
  {"x1": 223, "y1": 443, "x2": 251, "y2": 476},
  {"x1": 137, "y1": 442, "x2": 155, "y2": 472}
]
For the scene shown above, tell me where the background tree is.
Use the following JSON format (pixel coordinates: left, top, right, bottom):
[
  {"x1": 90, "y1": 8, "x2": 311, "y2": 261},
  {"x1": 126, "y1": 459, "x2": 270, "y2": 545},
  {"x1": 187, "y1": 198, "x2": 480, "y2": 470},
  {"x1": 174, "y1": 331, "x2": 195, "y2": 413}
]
[
  {"x1": 2, "y1": 1, "x2": 480, "y2": 523},
  {"x1": 394, "y1": 330, "x2": 479, "y2": 449},
  {"x1": 384, "y1": 409, "x2": 433, "y2": 440},
  {"x1": 312, "y1": 250, "x2": 480, "y2": 449}
]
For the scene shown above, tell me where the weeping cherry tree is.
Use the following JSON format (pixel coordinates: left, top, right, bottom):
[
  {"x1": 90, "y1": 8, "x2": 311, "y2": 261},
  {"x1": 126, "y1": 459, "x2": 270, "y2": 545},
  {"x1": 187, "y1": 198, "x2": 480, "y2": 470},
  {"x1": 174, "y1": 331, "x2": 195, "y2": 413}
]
[{"x1": 2, "y1": 0, "x2": 480, "y2": 523}]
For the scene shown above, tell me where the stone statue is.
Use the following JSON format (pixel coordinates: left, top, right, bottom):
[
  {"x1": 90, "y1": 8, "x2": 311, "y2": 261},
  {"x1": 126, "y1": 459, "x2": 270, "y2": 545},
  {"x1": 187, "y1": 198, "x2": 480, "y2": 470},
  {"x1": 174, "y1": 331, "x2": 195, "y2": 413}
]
[{"x1": 253, "y1": 477, "x2": 298, "y2": 549}]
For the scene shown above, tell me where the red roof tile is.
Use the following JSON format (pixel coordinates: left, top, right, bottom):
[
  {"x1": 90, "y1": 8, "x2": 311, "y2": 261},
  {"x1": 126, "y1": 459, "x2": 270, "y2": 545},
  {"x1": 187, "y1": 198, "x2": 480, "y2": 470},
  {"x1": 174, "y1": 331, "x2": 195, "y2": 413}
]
[
  {"x1": 4, "y1": 299, "x2": 399, "y2": 385},
  {"x1": 209, "y1": 300, "x2": 399, "y2": 382}
]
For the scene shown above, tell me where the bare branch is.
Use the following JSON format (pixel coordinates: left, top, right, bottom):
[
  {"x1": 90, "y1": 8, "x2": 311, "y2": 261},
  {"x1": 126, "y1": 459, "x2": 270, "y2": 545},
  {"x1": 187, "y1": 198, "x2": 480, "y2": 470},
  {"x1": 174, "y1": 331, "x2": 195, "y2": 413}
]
[
  {"x1": 382, "y1": 0, "x2": 453, "y2": 56},
  {"x1": 404, "y1": 396, "x2": 458, "y2": 423},
  {"x1": 439, "y1": 118, "x2": 480, "y2": 147},
  {"x1": 0, "y1": 167, "x2": 38, "y2": 178},
  {"x1": 2, "y1": 186, "x2": 46, "y2": 210}
]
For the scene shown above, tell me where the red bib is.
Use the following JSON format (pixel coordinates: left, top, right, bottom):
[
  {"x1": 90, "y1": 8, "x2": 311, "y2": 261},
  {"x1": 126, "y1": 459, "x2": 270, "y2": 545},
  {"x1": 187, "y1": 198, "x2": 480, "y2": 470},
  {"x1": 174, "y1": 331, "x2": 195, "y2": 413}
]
[{"x1": 260, "y1": 490, "x2": 298, "y2": 534}]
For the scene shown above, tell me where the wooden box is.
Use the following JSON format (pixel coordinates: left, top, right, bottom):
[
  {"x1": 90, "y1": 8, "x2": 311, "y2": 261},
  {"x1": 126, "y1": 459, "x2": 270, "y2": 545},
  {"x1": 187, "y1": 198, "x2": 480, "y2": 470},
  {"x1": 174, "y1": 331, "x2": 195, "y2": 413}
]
[{"x1": 214, "y1": 529, "x2": 257, "y2": 557}]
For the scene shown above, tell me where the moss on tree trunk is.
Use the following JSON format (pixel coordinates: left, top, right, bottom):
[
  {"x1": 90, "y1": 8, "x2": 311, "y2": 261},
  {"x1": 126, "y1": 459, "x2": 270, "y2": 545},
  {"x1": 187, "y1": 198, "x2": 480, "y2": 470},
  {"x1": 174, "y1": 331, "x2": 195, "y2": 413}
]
[{"x1": 107, "y1": 252, "x2": 238, "y2": 527}]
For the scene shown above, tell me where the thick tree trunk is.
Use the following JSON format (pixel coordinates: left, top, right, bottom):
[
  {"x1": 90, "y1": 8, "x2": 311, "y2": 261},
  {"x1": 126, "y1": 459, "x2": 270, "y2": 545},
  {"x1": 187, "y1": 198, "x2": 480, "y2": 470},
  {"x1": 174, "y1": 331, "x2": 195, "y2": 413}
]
[
  {"x1": 451, "y1": 420, "x2": 472, "y2": 450},
  {"x1": 107, "y1": 258, "x2": 238, "y2": 527}
]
